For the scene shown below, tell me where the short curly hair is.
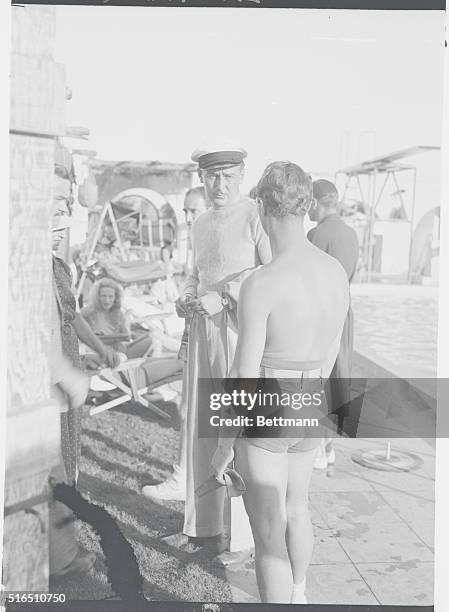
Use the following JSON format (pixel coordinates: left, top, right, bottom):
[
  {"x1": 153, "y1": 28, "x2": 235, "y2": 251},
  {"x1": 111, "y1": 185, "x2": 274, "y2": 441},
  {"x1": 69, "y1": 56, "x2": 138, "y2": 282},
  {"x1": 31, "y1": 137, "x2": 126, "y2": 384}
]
[{"x1": 256, "y1": 161, "x2": 313, "y2": 218}]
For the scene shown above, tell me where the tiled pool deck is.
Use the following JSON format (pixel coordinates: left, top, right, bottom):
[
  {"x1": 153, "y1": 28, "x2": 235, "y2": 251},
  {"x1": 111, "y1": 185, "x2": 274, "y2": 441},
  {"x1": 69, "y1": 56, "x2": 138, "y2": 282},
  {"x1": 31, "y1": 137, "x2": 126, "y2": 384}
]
[
  {"x1": 227, "y1": 437, "x2": 435, "y2": 606},
  {"x1": 226, "y1": 283, "x2": 438, "y2": 606}
]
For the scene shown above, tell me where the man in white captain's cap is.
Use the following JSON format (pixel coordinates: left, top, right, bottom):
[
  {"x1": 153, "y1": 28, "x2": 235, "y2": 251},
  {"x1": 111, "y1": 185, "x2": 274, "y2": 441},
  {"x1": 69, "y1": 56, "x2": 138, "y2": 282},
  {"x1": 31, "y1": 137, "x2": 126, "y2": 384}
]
[{"x1": 144, "y1": 142, "x2": 271, "y2": 562}]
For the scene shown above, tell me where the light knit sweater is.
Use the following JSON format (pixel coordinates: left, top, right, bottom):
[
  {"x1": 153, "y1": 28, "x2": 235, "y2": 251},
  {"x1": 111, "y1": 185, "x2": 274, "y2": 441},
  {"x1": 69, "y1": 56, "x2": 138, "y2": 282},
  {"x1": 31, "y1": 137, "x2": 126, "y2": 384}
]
[{"x1": 184, "y1": 196, "x2": 271, "y2": 297}]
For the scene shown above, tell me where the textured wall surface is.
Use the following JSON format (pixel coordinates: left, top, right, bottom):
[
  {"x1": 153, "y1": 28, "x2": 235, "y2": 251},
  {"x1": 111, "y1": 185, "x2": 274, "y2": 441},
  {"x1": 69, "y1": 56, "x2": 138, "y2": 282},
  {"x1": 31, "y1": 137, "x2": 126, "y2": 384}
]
[{"x1": 4, "y1": 5, "x2": 65, "y2": 591}]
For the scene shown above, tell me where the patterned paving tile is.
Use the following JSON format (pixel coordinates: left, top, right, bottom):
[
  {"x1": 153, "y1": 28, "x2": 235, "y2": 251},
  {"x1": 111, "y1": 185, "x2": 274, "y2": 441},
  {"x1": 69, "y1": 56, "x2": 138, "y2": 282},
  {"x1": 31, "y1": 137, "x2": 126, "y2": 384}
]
[
  {"x1": 378, "y1": 490, "x2": 434, "y2": 524},
  {"x1": 307, "y1": 564, "x2": 378, "y2": 605},
  {"x1": 310, "y1": 491, "x2": 405, "y2": 529},
  {"x1": 226, "y1": 557, "x2": 259, "y2": 603},
  {"x1": 334, "y1": 521, "x2": 434, "y2": 564},
  {"x1": 311, "y1": 530, "x2": 351, "y2": 565},
  {"x1": 310, "y1": 468, "x2": 375, "y2": 493},
  {"x1": 357, "y1": 561, "x2": 434, "y2": 606},
  {"x1": 364, "y1": 469, "x2": 435, "y2": 496}
]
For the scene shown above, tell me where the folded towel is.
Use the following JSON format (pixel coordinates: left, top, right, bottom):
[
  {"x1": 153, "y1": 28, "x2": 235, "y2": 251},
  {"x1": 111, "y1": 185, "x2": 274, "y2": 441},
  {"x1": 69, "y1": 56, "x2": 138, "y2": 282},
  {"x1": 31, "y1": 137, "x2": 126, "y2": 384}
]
[{"x1": 195, "y1": 468, "x2": 246, "y2": 498}]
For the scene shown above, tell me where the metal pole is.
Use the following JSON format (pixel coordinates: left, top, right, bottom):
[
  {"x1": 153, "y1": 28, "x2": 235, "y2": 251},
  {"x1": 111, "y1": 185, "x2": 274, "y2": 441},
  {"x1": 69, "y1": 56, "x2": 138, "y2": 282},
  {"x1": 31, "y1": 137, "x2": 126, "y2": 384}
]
[
  {"x1": 374, "y1": 172, "x2": 390, "y2": 210},
  {"x1": 139, "y1": 207, "x2": 143, "y2": 247},
  {"x1": 159, "y1": 219, "x2": 164, "y2": 247},
  {"x1": 367, "y1": 170, "x2": 377, "y2": 282},
  {"x1": 108, "y1": 202, "x2": 127, "y2": 261},
  {"x1": 407, "y1": 167, "x2": 417, "y2": 282},
  {"x1": 356, "y1": 174, "x2": 366, "y2": 206},
  {"x1": 341, "y1": 174, "x2": 352, "y2": 202},
  {"x1": 361, "y1": 174, "x2": 370, "y2": 281},
  {"x1": 392, "y1": 171, "x2": 406, "y2": 211},
  {"x1": 365, "y1": 173, "x2": 371, "y2": 281},
  {"x1": 148, "y1": 217, "x2": 153, "y2": 248}
]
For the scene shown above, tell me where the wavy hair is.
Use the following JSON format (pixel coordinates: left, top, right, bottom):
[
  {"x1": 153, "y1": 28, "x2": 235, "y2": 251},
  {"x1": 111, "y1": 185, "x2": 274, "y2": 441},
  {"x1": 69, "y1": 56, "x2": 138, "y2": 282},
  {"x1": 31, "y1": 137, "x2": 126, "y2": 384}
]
[
  {"x1": 256, "y1": 161, "x2": 313, "y2": 218},
  {"x1": 85, "y1": 278, "x2": 123, "y2": 323}
]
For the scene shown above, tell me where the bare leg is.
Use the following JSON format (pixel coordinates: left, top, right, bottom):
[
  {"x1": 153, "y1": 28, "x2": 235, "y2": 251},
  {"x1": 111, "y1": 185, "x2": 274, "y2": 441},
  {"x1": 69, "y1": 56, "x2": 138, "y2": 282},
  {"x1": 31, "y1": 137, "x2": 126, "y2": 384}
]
[
  {"x1": 137, "y1": 357, "x2": 183, "y2": 386},
  {"x1": 286, "y1": 446, "x2": 317, "y2": 602},
  {"x1": 234, "y1": 439, "x2": 292, "y2": 603},
  {"x1": 125, "y1": 333, "x2": 153, "y2": 359}
]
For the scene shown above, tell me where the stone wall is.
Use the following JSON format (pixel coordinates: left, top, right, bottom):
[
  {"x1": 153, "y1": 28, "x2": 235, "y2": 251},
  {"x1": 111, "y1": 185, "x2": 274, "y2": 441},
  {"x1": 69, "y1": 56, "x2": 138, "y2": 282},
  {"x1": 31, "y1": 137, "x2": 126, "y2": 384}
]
[{"x1": 4, "y1": 5, "x2": 66, "y2": 591}]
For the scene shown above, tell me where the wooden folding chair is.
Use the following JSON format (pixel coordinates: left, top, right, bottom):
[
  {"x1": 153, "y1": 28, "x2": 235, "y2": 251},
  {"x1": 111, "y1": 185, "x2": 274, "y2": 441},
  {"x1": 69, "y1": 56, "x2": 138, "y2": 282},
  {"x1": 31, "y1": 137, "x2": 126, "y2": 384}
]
[{"x1": 88, "y1": 358, "x2": 180, "y2": 420}]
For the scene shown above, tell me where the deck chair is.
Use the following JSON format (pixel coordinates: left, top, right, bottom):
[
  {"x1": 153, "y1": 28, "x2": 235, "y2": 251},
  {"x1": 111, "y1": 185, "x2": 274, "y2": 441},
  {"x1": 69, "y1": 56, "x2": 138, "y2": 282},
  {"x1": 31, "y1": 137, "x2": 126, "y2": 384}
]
[
  {"x1": 87, "y1": 356, "x2": 183, "y2": 420},
  {"x1": 92, "y1": 311, "x2": 179, "y2": 360},
  {"x1": 129, "y1": 311, "x2": 179, "y2": 354},
  {"x1": 123, "y1": 294, "x2": 184, "y2": 355}
]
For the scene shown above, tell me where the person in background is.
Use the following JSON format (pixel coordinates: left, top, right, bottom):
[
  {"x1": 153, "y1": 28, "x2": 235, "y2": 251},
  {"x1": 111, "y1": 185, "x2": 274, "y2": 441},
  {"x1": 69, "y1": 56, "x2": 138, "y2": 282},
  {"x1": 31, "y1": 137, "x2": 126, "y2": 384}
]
[
  {"x1": 177, "y1": 187, "x2": 209, "y2": 362},
  {"x1": 142, "y1": 187, "x2": 208, "y2": 502},
  {"x1": 308, "y1": 179, "x2": 359, "y2": 469},
  {"x1": 81, "y1": 278, "x2": 155, "y2": 358},
  {"x1": 52, "y1": 159, "x2": 120, "y2": 485},
  {"x1": 81, "y1": 277, "x2": 183, "y2": 401},
  {"x1": 182, "y1": 186, "x2": 209, "y2": 270},
  {"x1": 160, "y1": 242, "x2": 173, "y2": 263},
  {"x1": 183, "y1": 186, "x2": 208, "y2": 228},
  {"x1": 69, "y1": 245, "x2": 82, "y2": 289},
  {"x1": 178, "y1": 143, "x2": 271, "y2": 564},
  {"x1": 49, "y1": 155, "x2": 99, "y2": 578}
]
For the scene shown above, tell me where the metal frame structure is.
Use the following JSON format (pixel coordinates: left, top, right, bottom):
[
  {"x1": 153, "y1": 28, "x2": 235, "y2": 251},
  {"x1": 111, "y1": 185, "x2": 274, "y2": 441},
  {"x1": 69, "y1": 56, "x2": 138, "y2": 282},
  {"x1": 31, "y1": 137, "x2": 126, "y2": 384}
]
[
  {"x1": 110, "y1": 188, "x2": 178, "y2": 253},
  {"x1": 76, "y1": 200, "x2": 126, "y2": 299},
  {"x1": 335, "y1": 146, "x2": 439, "y2": 282},
  {"x1": 76, "y1": 189, "x2": 178, "y2": 299}
]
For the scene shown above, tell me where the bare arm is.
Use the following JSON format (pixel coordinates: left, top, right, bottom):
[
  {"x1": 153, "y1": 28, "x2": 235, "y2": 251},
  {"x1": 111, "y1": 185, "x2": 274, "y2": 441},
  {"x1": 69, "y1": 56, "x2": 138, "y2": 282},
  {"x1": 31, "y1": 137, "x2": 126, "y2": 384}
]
[
  {"x1": 230, "y1": 274, "x2": 269, "y2": 378},
  {"x1": 182, "y1": 261, "x2": 199, "y2": 298},
  {"x1": 73, "y1": 312, "x2": 109, "y2": 360},
  {"x1": 79, "y1": 306, "x2": 90, "y2": 322},
  {"x1": 182, "y1": 228, "x2": 199, "y2": 298},
  {"x1": 320, "y1": 332, "x2": 342, "y2": 379},
  {"x1": 212, "y1": 275, "x2": 270, "y2": 478},
  {"x1": 177, "y1": 242, "x2": 200, "y2": 318},
  {"x1": 119, "y1": 310, "x2": 131, "y2": 336}
]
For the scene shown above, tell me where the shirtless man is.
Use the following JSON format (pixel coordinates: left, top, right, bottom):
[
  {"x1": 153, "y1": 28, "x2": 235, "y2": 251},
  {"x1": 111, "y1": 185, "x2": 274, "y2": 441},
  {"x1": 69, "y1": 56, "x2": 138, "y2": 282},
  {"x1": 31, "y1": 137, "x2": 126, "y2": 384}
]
[{"x1": 212, "y1": 162, "x2": 348, "y2": 603}]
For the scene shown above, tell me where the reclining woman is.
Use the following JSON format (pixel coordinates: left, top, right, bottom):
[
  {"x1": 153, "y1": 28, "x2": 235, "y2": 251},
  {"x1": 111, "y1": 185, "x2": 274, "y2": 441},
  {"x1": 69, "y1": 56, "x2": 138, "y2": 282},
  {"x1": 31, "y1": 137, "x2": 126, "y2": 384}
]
[
  {"x1": 81, "y1": 278, "x2": 156, "y2": 358},
  {"x1": 81, "y1": 277, "x2": 183, "y2": 398},
  {"x1": 211, "y1": 162, "x2": 349, "y2": 604}
]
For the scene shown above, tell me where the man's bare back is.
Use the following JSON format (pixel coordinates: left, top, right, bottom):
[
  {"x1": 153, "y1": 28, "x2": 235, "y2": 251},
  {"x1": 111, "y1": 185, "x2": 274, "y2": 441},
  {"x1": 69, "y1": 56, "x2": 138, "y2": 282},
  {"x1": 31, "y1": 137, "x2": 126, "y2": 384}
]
[{"x1": 241, "y1": 242, "x2": 349, "y2": 374}]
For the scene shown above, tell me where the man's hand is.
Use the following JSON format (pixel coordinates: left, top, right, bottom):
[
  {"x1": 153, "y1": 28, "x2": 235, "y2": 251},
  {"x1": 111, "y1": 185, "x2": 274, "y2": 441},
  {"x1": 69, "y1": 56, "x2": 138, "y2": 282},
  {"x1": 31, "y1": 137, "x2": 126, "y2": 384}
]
[
  {"x1": 211, "y1": 443, "x2": 234, "y2": 482},
  {"x1": 58, "y1": 368, "x2": 90, "y2": 411},
  {"x1": 175, "y1": 294, "x2": 195, "y2": 318},
  {"x1": 102, "y1": 347, "x2": 121, "y2": 369},
  {"x1": 190, "y1": 292, "x2": 223, "y2": 317}
]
